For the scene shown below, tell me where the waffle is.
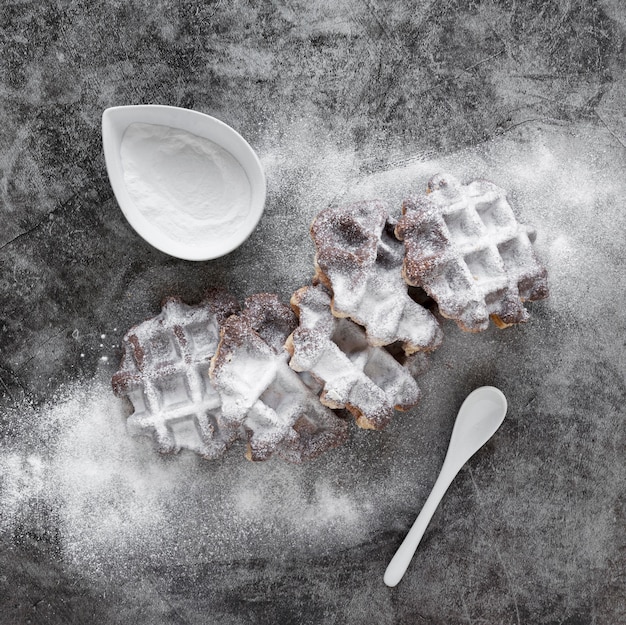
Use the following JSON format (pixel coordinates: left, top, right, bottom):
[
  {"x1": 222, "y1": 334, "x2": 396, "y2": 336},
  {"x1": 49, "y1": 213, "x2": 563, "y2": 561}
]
[
  {"x1": 311, "y1": 200, "x2": 443, "y2": 354},
  {"x1": 286, "y1": 284, "x2": 421, "y2": 430},
  {"x1": 395, "y1": 173, "x2": 549, "y2": 332},
  {"x1": 209, "y1": 293, "x2": 349, "y2": 462},
  {"x1": 111, "y1": 290, "x2": 241, "y2": 459}
]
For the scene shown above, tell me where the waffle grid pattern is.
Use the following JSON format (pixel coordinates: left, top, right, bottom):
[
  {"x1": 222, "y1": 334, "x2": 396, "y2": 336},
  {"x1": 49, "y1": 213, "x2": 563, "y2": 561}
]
[
  {"x1": 311, "y1": 200, "x2": 443, "y2": 353},
  {"x1": 112, "y1": 296, "x2": 240, "y2": 459},
  {"x1": 397, "y1": 174, "x2": 548, "y2": 331},
  {"x1": 287, "y1": 284, "x2": 421, "y2": 430}
]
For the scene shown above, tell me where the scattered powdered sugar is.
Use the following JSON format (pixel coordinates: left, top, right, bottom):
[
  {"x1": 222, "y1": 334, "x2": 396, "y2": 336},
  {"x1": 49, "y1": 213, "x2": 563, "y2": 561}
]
[
  {"x1": 0, "y1": 453, "x2": 46, "y2": 533},
  {"x1": 342, "y1": 124, "x2": 626, "y2": 324},
  {"x1": 2, "y1": 121, "x2": 623, "y2": 586},
  {"x1": 232, "y1": 469, "x2": 363, "y2": 527},
  {"x1": 0, "y1": 375, "x2": 390, "y2": 577}
]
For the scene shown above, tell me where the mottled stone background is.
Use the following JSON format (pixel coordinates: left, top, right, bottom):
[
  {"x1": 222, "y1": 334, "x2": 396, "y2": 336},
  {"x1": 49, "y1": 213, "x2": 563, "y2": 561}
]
[{"x1": 1, "y1": 1, "x2": 625, "y2": 624}]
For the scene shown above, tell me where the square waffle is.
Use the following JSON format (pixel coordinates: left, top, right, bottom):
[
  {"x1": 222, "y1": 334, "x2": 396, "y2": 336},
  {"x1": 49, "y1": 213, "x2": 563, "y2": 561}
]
[
  {"x1": 111, "y1": 291, "x2": 241, "y2": 459},
  {"x1": 311, "y1": 200, "x2": 442, "y2": 354},
  {"x1": 287, "y1": 284, "x2": 422, "y2": 430},
  {"x1": 209, "y1": 293, "x2": 349, "y2": 462},
  {"x1": 395, "y1": 173, "x2": 549, "y2": 331}
]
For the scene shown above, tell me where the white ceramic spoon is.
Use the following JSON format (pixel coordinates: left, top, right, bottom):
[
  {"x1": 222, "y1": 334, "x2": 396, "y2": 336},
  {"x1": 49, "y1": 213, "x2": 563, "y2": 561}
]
[{"x1": 384, "y1": 386, "x2": 507, "y2": 587}]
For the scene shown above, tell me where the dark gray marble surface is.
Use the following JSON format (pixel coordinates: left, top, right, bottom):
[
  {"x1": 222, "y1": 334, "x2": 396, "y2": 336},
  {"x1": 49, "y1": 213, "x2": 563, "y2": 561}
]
[{"x1": 1, "y1": 1, "x2": 625, "y2": 623}]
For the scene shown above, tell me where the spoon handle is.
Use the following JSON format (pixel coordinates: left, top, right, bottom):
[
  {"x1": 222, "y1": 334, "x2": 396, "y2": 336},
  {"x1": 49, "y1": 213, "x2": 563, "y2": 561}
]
[{"x1": 383, "y1": 461, "x2": 461, "y2": 587}]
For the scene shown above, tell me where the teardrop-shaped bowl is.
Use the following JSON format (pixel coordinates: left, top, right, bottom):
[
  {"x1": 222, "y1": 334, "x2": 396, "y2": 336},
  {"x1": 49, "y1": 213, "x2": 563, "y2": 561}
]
[{"x1": 102, "y1": 105, "x2": 266, "y2": 261}]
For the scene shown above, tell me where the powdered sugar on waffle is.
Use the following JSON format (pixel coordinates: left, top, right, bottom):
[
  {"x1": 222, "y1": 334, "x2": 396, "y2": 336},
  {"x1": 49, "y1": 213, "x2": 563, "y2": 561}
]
[
  {"x1": 311, "y1": 200, "x2": 443, "y2": 354},
  {"x1": 210, "y1": 293, "x2": 349, "y2": 462},
  {"x1": 287, "y1": 284, "x2": 421, "y2": 430},
  {"x1": 113, "y1": 291, "x2": 348, "y2": 463},
  {"x1": 396, "y1": 173, "x2": 549, "y2": 332},
  {"x1": 111, "y1": 291, "x2": 241, "y2": 459}
]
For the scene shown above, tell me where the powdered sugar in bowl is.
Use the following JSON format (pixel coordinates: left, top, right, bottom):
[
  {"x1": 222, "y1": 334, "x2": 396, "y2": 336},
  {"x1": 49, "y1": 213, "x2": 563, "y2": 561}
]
[{"x1": 102, "y1": 105, "x2": 266, "y2": 261}]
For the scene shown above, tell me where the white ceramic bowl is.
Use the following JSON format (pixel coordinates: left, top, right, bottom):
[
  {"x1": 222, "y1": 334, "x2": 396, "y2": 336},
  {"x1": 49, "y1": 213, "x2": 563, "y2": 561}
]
[{"x1": 102, "y1": 105, "x2": 266, "y2": 261}]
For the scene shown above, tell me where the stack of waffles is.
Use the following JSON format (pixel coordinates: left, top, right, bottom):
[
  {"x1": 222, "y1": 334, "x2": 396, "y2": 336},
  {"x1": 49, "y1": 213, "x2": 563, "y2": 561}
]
[{"x1": 112, "y1": 173, "x2": 549, "y2": 462}]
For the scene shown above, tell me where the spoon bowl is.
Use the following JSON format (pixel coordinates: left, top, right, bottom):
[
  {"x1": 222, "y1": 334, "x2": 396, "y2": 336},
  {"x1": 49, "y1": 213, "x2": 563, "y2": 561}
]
[
  {"x1": 383, "y1": 386, "x2": 507, "y2": 587},
  {"x1": 445, "y1": 386, "x2": 508, "y2": 467}
]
